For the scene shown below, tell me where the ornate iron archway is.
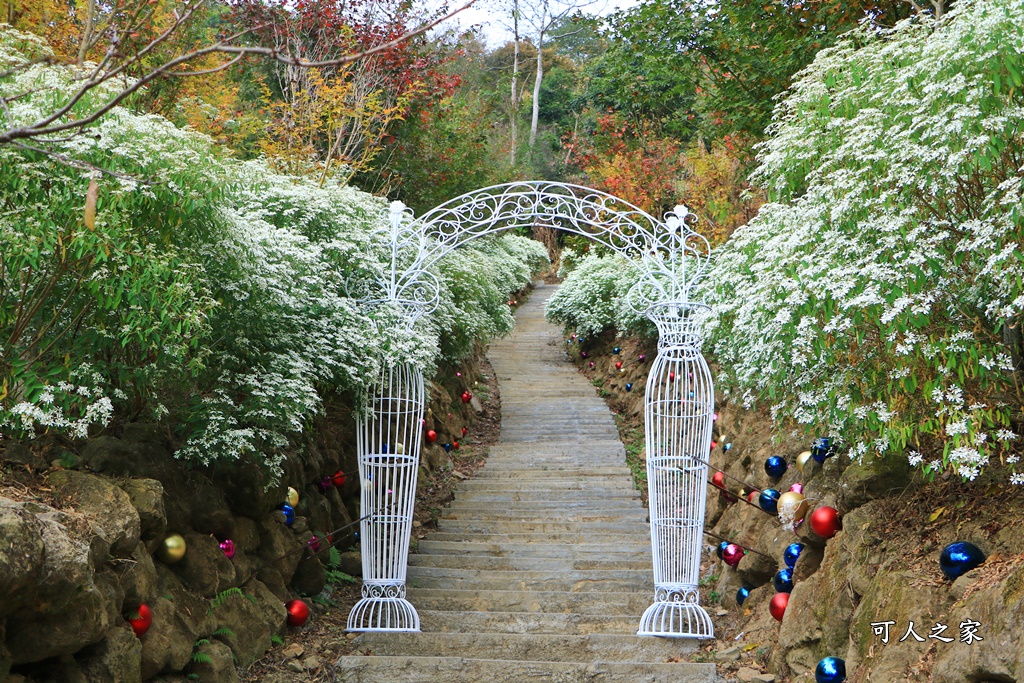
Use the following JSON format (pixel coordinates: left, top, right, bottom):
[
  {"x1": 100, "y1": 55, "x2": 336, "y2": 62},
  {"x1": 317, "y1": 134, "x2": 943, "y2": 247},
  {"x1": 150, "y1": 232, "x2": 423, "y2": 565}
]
[{"x1": 346, "y1": 181, "x2": 716, "y2": 640}]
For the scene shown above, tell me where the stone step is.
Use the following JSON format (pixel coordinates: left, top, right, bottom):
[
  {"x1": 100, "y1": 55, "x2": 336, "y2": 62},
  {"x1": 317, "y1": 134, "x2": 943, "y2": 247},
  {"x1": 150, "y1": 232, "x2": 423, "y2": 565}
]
[
  {"x1": 475, "y1": 467, "x2": 633, "y2": 478},
  {"x1": 425, "y1": 531, "x2": 648, "y2": 544},
  {"x1": 437, "y1": 520, "x2": 648, "y2": 535},
  {"x1": 418, "y1": 609, "x2": 640, "y2": 635},
  {"x1": 413, "y1": 540, "x2": 651, "y2": 559},
  {"x1": 405, "y1": 588, "x2": 653, "y2": 615},
  {"x1": 336, "y1": 656, "x2": 717, "y2": 683},
  {"x1": 439, "y1": 510, "x2": 648, "y2": 523},
  {"x1": 408, "y1": 554, "x2": 650, "y2": 571},
  {"x1": 446, "y1": 500, "x2": 645, "y2": 512},
  {"x1": 407, "y1": 569, "x2": 652, "y2": 593},
  {"x1": 349, "y1": 632, "x2": 697, "y2": 662},
  {"x1": 454, "y1": 491, "x2": 642, "y2": 504},
  {"x1": 455, "y1": 479, "x2": 635, "y2": 491}
]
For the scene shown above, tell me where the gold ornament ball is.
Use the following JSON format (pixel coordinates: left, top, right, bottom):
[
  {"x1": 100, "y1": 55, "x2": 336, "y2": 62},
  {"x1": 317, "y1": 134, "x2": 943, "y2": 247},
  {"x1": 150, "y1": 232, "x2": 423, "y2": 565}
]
[
  {"x1": 777, "y1": 492, "x2": 808, "y2": 520},
  {"x1": 158, "y1": 533, "x2": 187, "y2": 564},
  {"x1": 395, "y1": 443, "x2": 405, "y2": 455},
  {"x1": 285, "y1": 487, "x2": 300, "y2": 508},
  {"x1": 795, "y1": 451, "x2": 813, "y2": 473}
]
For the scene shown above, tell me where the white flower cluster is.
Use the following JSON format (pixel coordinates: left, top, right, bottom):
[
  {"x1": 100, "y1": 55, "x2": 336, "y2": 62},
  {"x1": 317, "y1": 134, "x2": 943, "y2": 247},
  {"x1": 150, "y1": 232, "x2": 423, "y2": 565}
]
[{"x1": 703, "y1": 0, "x2": 1024, "y2": 482}]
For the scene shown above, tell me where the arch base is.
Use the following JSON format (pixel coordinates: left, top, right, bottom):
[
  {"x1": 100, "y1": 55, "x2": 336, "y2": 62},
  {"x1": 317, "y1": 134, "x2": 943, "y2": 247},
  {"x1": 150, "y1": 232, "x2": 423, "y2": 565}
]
[
  {"x1": 637, "y1": 599, "x2": 715, "y2": 639},
  {"x1": 346, "y1": 596, "x2": 421, "y2": 633}
]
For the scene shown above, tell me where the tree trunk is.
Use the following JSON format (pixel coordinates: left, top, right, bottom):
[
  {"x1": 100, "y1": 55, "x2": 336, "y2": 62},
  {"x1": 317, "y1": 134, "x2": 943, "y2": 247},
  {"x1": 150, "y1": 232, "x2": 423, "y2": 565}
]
[
  {"x1": 529, "y1": 6, "x2": 545, "y2": 150},
  {"x1": 77, "y1": 0, "x2": 97, "y2": 66},
  {"x1": 511, "y1": 0, "x2": 519, "y2": 166}
]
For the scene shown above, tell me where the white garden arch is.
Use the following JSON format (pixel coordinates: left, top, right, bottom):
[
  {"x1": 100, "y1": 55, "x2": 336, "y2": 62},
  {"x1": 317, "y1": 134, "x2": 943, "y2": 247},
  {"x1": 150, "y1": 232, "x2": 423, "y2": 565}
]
[{"x1": 346, "y1": 181, "x2": 716, "y2": 640}]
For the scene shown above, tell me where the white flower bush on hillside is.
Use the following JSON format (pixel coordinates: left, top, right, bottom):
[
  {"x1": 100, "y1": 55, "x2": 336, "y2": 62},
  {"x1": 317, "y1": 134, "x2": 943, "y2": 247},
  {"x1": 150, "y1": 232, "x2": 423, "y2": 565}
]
[
  {"x1": 545, "y1": 252, "x2": 653, "y2": 339},
  {"x1": 0, "y1": 28, "x2": 549, "y2": 479},
  {"x1": 704, "y1": 0, "x2": 1024, "y2": 482}
]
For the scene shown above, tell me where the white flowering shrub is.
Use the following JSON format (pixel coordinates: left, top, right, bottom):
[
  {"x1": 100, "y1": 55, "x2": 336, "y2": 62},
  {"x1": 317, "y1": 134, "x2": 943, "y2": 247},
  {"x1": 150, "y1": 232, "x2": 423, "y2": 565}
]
[
  {"x1": 545, "y1": 252, "x2": 654, "y2": 339},
  {"x1": 705, "y1": 0, "x2": 1024, "y2": 482},
  {"x1": 0, "y1": 28, "x2": 548, "y2": 478}
]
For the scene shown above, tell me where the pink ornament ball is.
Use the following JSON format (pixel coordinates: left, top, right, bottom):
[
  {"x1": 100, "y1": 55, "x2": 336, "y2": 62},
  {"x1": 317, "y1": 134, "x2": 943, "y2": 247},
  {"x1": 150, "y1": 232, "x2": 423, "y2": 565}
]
[
  {"x1": 723, "y1": 543, "x2": 745, "y2": 568},
  {"x1": 219, "y1": 539, "x2": 235, "y2": 559}
]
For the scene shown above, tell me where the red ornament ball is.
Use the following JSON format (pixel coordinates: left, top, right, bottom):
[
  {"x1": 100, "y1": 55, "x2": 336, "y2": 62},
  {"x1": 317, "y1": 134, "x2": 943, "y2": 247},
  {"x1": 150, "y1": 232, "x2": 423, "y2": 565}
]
[
  {"x1": 461, "y1": 427, "x2": 468, "y2": 437},
  {"x1": 722, "y1": 543, "x2": 744, "y2": 568},
  {"x1": 425, "y1": 429, "x2": 438, "y2": 444},
  {"x1": 615, "y1": 361, "x2": 623, "y2": 370},
  {"x1": 461, "y1": 391, "x2": 472, "y2": 403},
  {"x1": 128, "y1": 603, "x2": 152, "y2": 638},
  {"x1": 748, "y1": 490, "x2": 759, "y2": 504},
  {"x1": 809, "y1": 506, "x2": 842, "y2": 539},
  {"x1": 331, "y1": 470, "x2": 346, "y2": 488},
  {"x1": 711, "y1": 471, "x2": 726, "y2": 488},
  {"x1": 769, "y1": 592, "x2": 790, "y2": 621},
  {"x1": 668, "y1": 371, "x2": 676, "y2": 382},
  {"x1": 710, "y1": 440, "x2": 718, "y2": 450},
  {"x1": 285, "y1": 599, "x2": 310, "y2": 627},
  {"x1": 453, "y1": 441, "x2": 460, "y2": 450}
]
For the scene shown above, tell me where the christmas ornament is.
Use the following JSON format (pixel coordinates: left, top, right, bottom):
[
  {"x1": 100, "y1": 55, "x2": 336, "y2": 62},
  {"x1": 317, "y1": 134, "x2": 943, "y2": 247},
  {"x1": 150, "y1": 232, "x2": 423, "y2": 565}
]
[
  {"x1": 219, "y1": 539, "x2": 235, "y2": 560},
  {"x1": 710, "y1": 440, "x2": 717, "y2": 450},
  {"x1": 736, "y1": 586, "x2": 751, "y2": 606},
  {"x1": 758, "y1": 489, "x2": 781, "y2": 515},
  {"x1": 381, "y1": 444, "x2": 389, "y2": 454},
  {"x1": 589, "y1": 361, "x2": 595, "y2": 369},
  {"x1": 811, "y1": 437, "x2": 836, "y2": 463},
  {"x1": 425, "y1": 430, "x2": 438, "y2": 443},
  {"x1": 795, "y1": 451, "x2": 813, "y2": 473},
  {"x1": 280, "y1": 504, "x2": 295, "y2": 526},
  {"x1": 456, "y1": 372, "x2": 462, "y2": 377},
  {"x1": 127, "y1": 604, "x2": 152, "y2": 638},
  {"x1": 285, "y1": 599, "x2": 309, "y2": 627},
  {"x1": 318, "y1": 476, "x2": 332, "y2": 492},
  {"x1": 613, "y1": 347, "x2": 621, "y2": 354},
  {"x1": 332, "y1": 470, "x2": 346, "y2": 488},
  {"x1": 939, "y1": 541, "x2": 986, "y2": 580},
  {"x1": 625, "y1": 383, "x2": 633, "y2": 391},
  {"x1": 724, "y1": 443, "x2": 732, "y2": 451},
  {"x1": 581, "y1": 351, "x2": 588, "y2": 358},
  {"x1": 615, "y1": 361, "x2": 623, "y2": 370},
  {"x1": 395, "y1": 443, "x2": 405, "y2": 455},
  {"x1": 461, "y1": 391, "x2": 472, "y2": 403},
  {"x1": 723, "y1": 544, "x2": 745, "y2": 568},
  {"x1": 453, "y1": 441, "x2": 460, "y2": 450},
  {"x1": 738, "y1": 488, "x2": 749, "y2": 500},
  {"x1": 713, "y1": 412, "x2": 718, "y2": 421},
  {"x1": 716, "y1": 541, "x2": 730, "y2": 559},
  {"x1": 748, "y1": 490, "x2": 759, "y2": 504},
  {"x1": 286, "y1": 487, "x2": 299, "y2": 508},
  {"x1": 572, "y1": 333, "x2": 578, "y2": 339},
  {"x1": 764, "y1": 456, "x2": 787, "y2": 479},
  {"x1": 815, "y1": 657, "x2": 846, "y2": 683},
  {"x1": 777, "y1": 492, "x2": 808, "y2": 522},
  {"x1": 769, "y1": 592, "x2": 789, "y2": 621},
  {"x1": 668, "y1": 371, "x2": 675, "y2": 382},
  {"x1": 711, "y1": 471, "x2": 726, "y2": 488},
  {"x1": 638, "y1": 354, "x2": 645, "y2": 362},
  {"x1": 443, "y1": 443, "x2": 452, "y2": 452},
  {"x1": 789, "y1": 483, "x2": 803, "y2": 494},
  {"x1": 158, "y1": 534, "x2": 187, "y2": 564},
  {"x1": 461, "y1": 427, "x2": 468, "y2": 437},
  {"x1": 307, "y1": 535, "x2": 321, "y2": 553},
  {"x1": 773, "y1": 567, "x2": 794, "y2": 593},
  {"x1": 809, "y1": 506, "x2": 842, "y2": 539},
  {"x1": 783, "y1": 542, "x2": 805, "y2": 569}
]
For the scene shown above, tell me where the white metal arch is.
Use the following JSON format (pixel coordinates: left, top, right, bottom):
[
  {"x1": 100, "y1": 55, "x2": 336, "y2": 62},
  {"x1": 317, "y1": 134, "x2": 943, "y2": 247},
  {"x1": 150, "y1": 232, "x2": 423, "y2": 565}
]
[{"x1": 347, "y1": 181, "x2": 716, "y2": 640}]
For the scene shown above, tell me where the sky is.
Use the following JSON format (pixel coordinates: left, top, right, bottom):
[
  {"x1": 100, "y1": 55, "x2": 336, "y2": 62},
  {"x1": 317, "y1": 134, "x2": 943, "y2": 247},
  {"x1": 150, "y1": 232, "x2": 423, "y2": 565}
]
[{"x1": 429, "y1": 0, "x2": 642, "y2": 47}]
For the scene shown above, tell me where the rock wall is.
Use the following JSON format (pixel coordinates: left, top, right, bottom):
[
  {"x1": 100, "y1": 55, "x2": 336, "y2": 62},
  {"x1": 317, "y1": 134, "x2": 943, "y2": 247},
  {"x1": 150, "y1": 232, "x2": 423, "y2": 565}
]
[{"x1": 0, "y1": 349, "x2": 489, "y2": 683}]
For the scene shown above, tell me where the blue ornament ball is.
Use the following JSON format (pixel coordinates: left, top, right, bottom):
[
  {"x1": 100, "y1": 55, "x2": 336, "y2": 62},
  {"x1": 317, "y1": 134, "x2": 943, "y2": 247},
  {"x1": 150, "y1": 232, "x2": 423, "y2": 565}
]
[
  {"x1": 815, "y1": 656, "x2": 846, "y2": 683},
  {"x1": 764, "y1": 456, "x2": 788, "y2": 479},
  {"x1": 773, "y1": 567, "x2": 794, "y2": 593},
  {"x1": 736, "y1": 585, "x2": 751, "y2": 606},
  {"x1": 811, "y1": 437, "x2": 836, "y2": 463},
  {"x1": 625, "y1": 383, "x2": 633, "y2": 392},
  {"x1": 280, "y1": 504, "x2": 295, "y2": 526},
  {"x1": 758, "y1": 489, "x2": 781, "y2": 515},
  {"x1": 724, "y1": 443, "x2": 732, "y2": 451},
  {"x1": 716, "y1": 541, "x2": 730, "y2": 559},
  {"x1": 939, "y1": 541, "x2": 986, "y2": 580},
  {"x1": 443, "y1": 443, "x2": 453, "y2": 452},
  {"x1": 381, "y1": 443, "x2": 389, "y2": 454},
  {"x1": 613, "y1": 347, "x2": 621, "y2": 355},
  {"x1": 784, "y1": 542, "x2": 805, "y2": 569}
]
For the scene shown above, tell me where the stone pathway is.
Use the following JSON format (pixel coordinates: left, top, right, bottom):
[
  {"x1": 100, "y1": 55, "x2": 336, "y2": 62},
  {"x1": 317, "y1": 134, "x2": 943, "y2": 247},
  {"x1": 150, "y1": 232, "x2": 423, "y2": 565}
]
[{"x1": 337, "y1": 284, "x2": 717, "y2": 682}]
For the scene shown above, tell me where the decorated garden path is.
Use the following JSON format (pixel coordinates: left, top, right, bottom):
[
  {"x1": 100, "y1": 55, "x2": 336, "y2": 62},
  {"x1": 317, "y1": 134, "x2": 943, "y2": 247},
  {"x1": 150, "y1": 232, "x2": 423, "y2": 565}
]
[{"x1": 337, "y1": 284, "x2": 717, "y2": 682}]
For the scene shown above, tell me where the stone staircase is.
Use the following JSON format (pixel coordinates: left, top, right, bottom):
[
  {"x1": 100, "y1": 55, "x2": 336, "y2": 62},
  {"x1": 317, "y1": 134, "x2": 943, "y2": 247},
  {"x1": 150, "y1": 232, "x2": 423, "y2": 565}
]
[{"x1": 337, "y1": 284, "x2": 718, "y2": 683}]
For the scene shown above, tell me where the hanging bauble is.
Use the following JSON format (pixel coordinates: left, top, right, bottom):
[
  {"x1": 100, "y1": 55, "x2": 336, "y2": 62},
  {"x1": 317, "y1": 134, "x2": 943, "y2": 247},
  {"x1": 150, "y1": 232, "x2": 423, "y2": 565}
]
[
  {"x1": 769, "y1": 592, "x2": 789, "y2": 621},
  {"x1": 795, "y1": 451, "x2": 813, "y2": 473},
  {"x1": 381, "y1": 444, "x2": 389, "y2": 454},
  {"x1": 738, "y1": 488, "x2": 749, "y2": 501},
  {"x1": 716, "y1": 541, "x2": 730, "y2": 559},
  {"x1": 748, "y1": 490, "x2": 759, "y2": 504},
  {"x1": 581, "y1": 351, "x2": 588, "y2": 358},
  {"x1": 736, "y1": 586, "x2": 751, "y2": 606},
  {"x1": 713, "y1": 412, "x2": 719, "y2": 421},
  {"x1": 815, "y1": 657, "x2": 846, "y2": 683},
  {"x1": 456, "y1": 372, "x2": 462, "y2": 378},
  {"x1": 710, "y1": 440, "x2": 717, "y2": 450},
  {"x1": 777, "y1": 492, "x2": 808, "y2": 522},
  {"x1": 307, "y1": 535, "x2": 321, "y2": 553},
  {"x1": 809, "y1": 506, "x2": 842, "y2": 539},
  {"x1": 625, "y1": 383, "x2": 633, "y2": 392},
  {"x1": 219, "y1": 539, "x2": 236, "y2": 560},
  {"x1": 783, "y1": 542, "x2": 805, "y2": 569},
  {"x1": 764, "y1": 456, "x2": 788, "y2": 479},
  {"x1": 773, "y1": 567, "x2": 794, "y2": 593},
  {"x1": 442, "y1": 443, "x2": 452, "y2": 452},
  {"x1": 157, "y1": 533, "x2": 187, "y2": 564},
  {"x1": 127, "y1": 604, "x2": 152, "y2": 638},
  {"x1": 280, "y1": 504, "x2": 295, "y2": 526},
  {"x1": 758, "y1": 489, "x2": 781, "y2": 515},
  {"x1": 668, "y1": 371, "x2": 675, "y2": 382},
  {"x1": 724, "y1": 443, "x2": 733, "y2": 451},
  {"x1": 638, "y1": 354, "x2": 645, "y2": 362},
  {"x1": 285, "y1": 487, "x2": 299, "y2": 508},
  {"x1": 571, "y1": 333, "x2": 578, "y2": 339},
  {"x1": 589, "y1": 361, "x2": 595, "y2": 369},
  {"x1": 285, "y1": 599, "x2": 310, "y2": 627},
  {"x1": 811, "y1": 437, "x2": 836, "y2": 463},
  {"x1": 615, "y1": 361, "x2": 623, "y2": 370},
  {"x1": 461, "y1": 426, "x2": 468, "y2": 437},
  {"x1": 461, "y1": 391, "x2": 472, "y2": 403},
  {"x1": 613, "y1": 347, "x2": 621, "y2": 355},
  {"x1": 318, "y1": 476, "x2": 333, "y2": 492},
  {"x1": 425, "y1": 430, "x2": 438, "y2": 444},
  {"x1": 789, "y1": 483, "x2": 804, "y2": 494},
  {"x1": 453, "y1": 441, "x2": 460, "y2": 450},
  {"x1": 723, "y1": 544, "x2": 745, "y2": 568},
  {"x1": 939, "y1": 542, "x2": 986, "y2": 580},
  {"x1": 395, "y1": 443, "x2": 405, "y2": 455},
  {"x1": 711, "y1": 471, "x2": 726, "y2": 488},
  {"x1": 332, "y1": 470, "x2": 346, "y2": 488}
]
